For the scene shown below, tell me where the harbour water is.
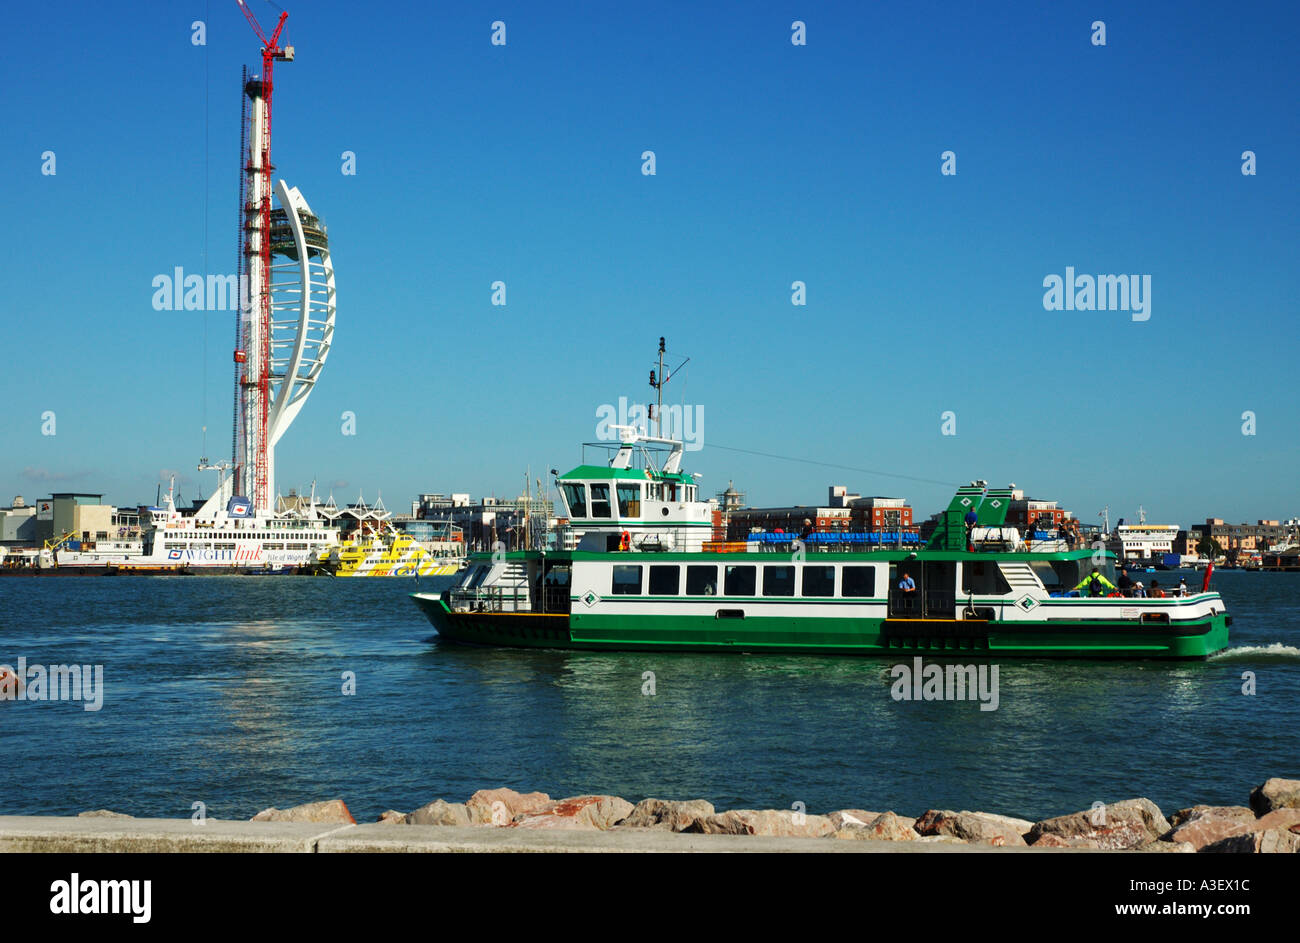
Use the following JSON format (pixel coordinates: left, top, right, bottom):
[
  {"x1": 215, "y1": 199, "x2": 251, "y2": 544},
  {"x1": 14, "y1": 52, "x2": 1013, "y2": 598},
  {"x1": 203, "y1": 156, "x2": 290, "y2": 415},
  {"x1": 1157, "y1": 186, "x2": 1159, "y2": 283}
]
[{"x1": 1, "y1": 570, "x2": 1296, "y2": 823}]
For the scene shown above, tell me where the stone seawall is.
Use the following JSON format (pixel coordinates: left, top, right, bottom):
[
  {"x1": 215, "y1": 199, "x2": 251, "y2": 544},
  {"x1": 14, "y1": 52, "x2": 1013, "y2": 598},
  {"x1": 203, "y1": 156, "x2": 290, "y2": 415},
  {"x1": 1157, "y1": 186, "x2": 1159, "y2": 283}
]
[{"x1": 3, "y1": 778, "x2": 1296, "y2": 853}]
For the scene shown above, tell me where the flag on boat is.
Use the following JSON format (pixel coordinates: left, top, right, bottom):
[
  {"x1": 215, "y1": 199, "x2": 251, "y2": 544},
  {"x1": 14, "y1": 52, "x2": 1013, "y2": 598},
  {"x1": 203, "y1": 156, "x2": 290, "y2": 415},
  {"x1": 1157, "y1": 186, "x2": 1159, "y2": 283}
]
[{"x1": 227, "y1": 496, "x2": 254, "y2": 518}]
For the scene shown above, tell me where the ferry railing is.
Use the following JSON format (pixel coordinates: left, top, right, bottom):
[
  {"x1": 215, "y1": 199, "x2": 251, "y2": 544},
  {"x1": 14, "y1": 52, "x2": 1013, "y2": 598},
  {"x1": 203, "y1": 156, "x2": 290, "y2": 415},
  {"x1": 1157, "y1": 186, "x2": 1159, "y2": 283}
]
[
  {"x1": 745, "y1": 532, "x2": 924, "y2": 553},
  {"x1": 449, "y1": 584, "x2": 532, "y2": 613},
  {"x1": 888, "y1": 591, "x2": 922, "y2": 617}
]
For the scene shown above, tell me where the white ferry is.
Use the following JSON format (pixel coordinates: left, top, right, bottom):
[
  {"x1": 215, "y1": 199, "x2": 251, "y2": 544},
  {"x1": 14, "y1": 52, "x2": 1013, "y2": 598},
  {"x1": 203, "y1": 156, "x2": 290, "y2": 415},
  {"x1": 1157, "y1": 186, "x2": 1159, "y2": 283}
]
[{"x1": 49, "y1": 478, "x2": 338, "y2": 574}]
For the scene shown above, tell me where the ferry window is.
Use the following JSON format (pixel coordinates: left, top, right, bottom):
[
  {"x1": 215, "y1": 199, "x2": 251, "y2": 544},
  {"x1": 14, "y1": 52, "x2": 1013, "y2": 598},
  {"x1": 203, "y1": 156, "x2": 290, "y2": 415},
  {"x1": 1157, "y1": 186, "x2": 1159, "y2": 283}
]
[
  {"x1": 561, "y1": 483, "x2": 587, "y2": 518},
  {"x1": 617, "y1": 484, "x2": 642, "y2": 517},
  {"x1": 648, "y1": 565, "x2": 679, "y2": 595},
  {"x1": 802, "y1": 565, "x2": 835, "y2": 597},
  {"x1": 842, "y1": 566, "x2": 876, "y2": 597},
  {"x1": 724, "y1": 565, "x2": 756, "y2": 596},
  {"x1": 763, "y1": 565, "x2": 795, "y2": 596},
  {"x1": 686, "y1": 565, "x2": 718, "y2": 595},
  {"x1": 590, "y1": 484, "x2": 612, "y2": 518},
  {"x1": 611, "y1": 564, "x2": 642, "y2": 595},
  {"x1": 1029, "y1": 561, "x2": 1061, "y2": 589},
  {"x1": 963, "y1": 561, "x2": 1011, "y2": 595}
]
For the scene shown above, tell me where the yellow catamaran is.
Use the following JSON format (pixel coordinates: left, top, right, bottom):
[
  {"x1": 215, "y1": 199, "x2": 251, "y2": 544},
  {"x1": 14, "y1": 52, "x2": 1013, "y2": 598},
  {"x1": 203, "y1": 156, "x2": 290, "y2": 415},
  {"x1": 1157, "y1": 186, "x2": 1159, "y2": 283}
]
[{"x1": 316, "y1": 496, "x2": 465, "y2": 577}]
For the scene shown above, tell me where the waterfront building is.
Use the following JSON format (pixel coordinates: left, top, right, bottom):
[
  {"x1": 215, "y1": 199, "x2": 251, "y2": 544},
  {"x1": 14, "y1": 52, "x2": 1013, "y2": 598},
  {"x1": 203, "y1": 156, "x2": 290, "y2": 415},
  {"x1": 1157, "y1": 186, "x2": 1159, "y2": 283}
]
[
  {"x1": 0, "y1": 498, "x2": 38, "y2": 547},
  {"x1": 1201, "y1": 518, "x2": 1299, "y2": 561},
  {"x1": 416, "y1": 492, "x2": 554, "y2": 551},
  {"x1": 1005, "y1": 490, "x2": 1070, "y2": 533},
  {"x1": 725, "y1": 486, "x2": 913, "y2": 540}
]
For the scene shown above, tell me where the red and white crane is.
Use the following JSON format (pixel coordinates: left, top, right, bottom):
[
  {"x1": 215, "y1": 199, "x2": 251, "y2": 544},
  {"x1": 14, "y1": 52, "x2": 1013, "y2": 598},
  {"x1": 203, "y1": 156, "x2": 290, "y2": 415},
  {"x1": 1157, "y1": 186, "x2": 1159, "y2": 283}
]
[{"x1": 234, "y1": 1, "x2": 294, "y2": 512}]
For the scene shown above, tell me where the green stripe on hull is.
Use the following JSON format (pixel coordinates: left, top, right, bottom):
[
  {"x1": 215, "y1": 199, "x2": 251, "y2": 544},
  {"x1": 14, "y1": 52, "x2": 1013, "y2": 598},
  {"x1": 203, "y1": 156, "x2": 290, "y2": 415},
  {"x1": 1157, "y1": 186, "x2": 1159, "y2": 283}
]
[{"x1": 411, "y1": 595, "x2": 1229, "y2": 659}]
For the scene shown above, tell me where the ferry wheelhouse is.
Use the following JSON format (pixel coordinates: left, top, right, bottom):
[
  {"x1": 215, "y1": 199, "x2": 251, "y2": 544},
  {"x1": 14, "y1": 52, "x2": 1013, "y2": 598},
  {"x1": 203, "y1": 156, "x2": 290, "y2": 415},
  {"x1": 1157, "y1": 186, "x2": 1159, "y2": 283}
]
[{"x1": 411, "y1": 429, "x2": 1230, "y2": 658}]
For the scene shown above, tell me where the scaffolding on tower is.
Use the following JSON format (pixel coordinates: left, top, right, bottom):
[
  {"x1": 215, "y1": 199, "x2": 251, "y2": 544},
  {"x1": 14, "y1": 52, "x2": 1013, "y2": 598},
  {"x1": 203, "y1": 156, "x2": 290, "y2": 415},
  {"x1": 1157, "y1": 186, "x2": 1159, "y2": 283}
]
[{"x1": 235, "y1": 0, "x2": 294, "y2": 512}]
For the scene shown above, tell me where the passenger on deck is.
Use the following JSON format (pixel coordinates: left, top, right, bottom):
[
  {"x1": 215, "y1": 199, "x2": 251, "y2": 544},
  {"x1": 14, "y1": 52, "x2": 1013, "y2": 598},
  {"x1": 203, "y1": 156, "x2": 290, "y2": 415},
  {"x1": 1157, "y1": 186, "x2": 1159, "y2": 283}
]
[
  {"x1": 1177, "y1": 578, "x2": 1189, "y2": 597},
  {"x1": 1118, "y1": 570, "x2": 1134, "y2": 596},
  {"x1": 898, "y1": 572, "x2": 916, "y2": 594},
  {"x1": 1074, "y1": 567, "x2": 1117, "y2": 597},
  {"x1": 964, "y1": 508, "x2": 979, "y2": 551},
  {"x1": 1150, "y1": 579, "x2": 1166, "y2": 598},
  {"x1": 1133, "y1": 581, "x2": 1147, "y2": 598}
]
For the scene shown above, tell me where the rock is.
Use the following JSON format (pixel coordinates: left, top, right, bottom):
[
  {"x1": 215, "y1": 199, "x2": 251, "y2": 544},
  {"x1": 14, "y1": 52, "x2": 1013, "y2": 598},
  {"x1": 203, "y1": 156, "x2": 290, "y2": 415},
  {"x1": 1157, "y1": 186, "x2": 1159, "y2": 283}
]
[
  {"x1": 510, "y1": 795, "x2": 634, "y2": 831},
  {"x1": 1163, "y1": 807, "x2": 1258, "y2": 850},
  {"x1": 1027, "y1": 832, "x2": 1102, "y2": 848},
  {"x1": 1249, "y1": 778, "x2": 1300, "y2": 816},
  {"x1": 914, "y1": 809, "x2": 1031, "y2": 846},
  {"x1": 406, "y1": 799, "x2": 472, "y2": 827},
  {"x1": 827, "y1": 810, "x2": 883, "y2": 830},
  {"x1": 78, "y1": 810, "x2": 133, "y2": 818},
  {"x1": 1026, "y1": 799, "x2": 1169, "y2": 851},
  {"x1": 914, "y1": 834, "x2": 968, "y2": 844},
  {"x1": 618, "y1": 798, "x2": 715, "y2": 831},
  {"x1": 1168, "y1": 805, "x2": 1255, "y2": 828},
  {"x1": 1134, "y1": 839, "x2": 1195, "y2": 853},
  {"x1": 867, "y1": 811, "x2": 919, "y2": 840},
  {"x1": 1253, "y1": 808, "x2": 1300, "y2": 831},
  {"x1": 1202, "y1": 827, "x2": 1300, "y2": 854},
  {"x1": 250, "y1": 799, "x2": 355, "y2": 824},
  {"x1": 688, "y1": 809, "x2": 836, "y2": 838},
  {"x1": 376, "y1": 810, "x2": 407, "y2": 825},
  {"x1": 466, "y1": 788, "x2": 551, "y2": 826}
]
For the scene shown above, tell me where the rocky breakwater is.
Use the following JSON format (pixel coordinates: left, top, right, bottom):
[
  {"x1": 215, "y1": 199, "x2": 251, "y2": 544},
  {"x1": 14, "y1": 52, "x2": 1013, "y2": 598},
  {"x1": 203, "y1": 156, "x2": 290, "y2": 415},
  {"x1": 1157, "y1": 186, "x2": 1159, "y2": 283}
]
[{"x1": 226, "y1": 776, "x2": 1300, "y2": 852}]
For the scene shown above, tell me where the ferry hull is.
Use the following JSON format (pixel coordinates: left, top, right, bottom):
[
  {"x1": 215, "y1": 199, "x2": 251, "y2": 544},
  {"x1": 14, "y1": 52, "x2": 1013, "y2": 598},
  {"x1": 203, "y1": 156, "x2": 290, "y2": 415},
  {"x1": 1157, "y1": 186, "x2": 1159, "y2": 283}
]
[
  {"x1": 328, "y1": 562, "x2": 460, "y2": 578},
  {"x1": 411, "y1": 595, "x2": 1230, "y2": 659}
]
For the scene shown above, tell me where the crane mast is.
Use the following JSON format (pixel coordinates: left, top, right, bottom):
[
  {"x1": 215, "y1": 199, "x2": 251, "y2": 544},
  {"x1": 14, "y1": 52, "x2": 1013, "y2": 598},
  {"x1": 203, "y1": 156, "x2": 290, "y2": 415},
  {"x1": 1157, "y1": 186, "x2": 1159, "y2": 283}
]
[{"x1": 235, "y1": 1, "x2": 293, "y2": 513}]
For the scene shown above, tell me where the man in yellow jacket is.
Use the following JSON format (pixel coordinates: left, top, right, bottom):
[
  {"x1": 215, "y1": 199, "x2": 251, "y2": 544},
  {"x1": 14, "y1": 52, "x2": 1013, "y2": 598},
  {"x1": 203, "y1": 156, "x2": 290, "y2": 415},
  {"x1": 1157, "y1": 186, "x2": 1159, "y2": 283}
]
[{"x1": 1074, "y1": 567, "x2": 1118, "y2": 597}]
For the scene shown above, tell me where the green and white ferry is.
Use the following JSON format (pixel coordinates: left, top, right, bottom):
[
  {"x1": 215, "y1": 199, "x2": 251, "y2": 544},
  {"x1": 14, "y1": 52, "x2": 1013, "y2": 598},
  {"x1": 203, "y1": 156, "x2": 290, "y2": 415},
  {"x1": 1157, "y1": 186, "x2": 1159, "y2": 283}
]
[{"x1": 411, "y1": 428, "x2": 1230, "y2": 659}]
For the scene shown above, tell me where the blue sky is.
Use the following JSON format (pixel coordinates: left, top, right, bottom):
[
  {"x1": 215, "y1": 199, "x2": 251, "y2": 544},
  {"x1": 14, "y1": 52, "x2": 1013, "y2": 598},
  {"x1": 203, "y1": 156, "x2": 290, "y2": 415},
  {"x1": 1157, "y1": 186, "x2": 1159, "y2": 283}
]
[{"x1": 1, "y1": 1, "x2": 1296, "y2": 526}]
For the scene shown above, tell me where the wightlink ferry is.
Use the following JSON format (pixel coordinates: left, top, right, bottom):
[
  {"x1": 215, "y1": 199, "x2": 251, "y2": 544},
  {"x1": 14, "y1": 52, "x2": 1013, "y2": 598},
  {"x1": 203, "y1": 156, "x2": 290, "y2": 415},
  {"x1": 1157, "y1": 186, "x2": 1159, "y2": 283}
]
[
  {"x1": 47, "y1": 478, "x2": 339, "y2": 575},
  {"x1": 412, "y1": 427, "x2": 1230, "y2": 659}
]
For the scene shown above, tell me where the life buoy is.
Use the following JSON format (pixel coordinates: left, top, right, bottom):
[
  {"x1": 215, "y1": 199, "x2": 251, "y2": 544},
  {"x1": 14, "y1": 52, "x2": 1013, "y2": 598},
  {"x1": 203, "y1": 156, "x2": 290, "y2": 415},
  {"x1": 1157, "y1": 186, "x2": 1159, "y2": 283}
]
[{"x1": 620, "y1": 530, "x2": 631, "y2": 551}]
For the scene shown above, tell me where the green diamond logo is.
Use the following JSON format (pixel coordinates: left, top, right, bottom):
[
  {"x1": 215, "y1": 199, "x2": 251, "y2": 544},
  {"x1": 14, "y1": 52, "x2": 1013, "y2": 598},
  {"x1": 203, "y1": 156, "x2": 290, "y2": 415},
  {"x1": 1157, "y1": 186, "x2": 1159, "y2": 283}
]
[
  {"x1": 1018, "y1": 595, "x2": 1037, "y2": 611},
  {"x1": 581, "y1": 591, "x2": 598, "y2": 608}
]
